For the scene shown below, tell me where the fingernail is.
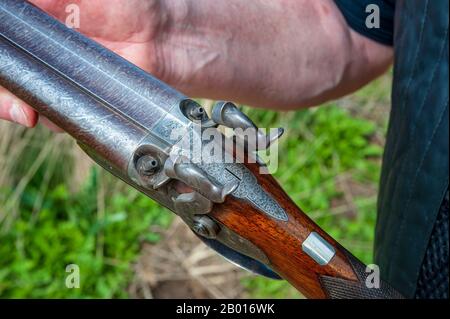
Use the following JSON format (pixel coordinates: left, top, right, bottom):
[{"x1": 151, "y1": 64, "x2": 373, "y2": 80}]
[{"x1": 9, "y1": 100, "x2": 29, "y2": 126}]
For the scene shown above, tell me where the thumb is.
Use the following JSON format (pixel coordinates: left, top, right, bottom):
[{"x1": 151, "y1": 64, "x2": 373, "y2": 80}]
[{"x1": 0, "y1": 86, "x2": 38, "y2": 127}]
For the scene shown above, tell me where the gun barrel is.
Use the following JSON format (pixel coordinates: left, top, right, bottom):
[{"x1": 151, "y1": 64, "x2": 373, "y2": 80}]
[
  {"x1": 0, "y1": 37, "x2": 145, "y2": 172},
  {"x1": 0, "y1": 0, "x2": 188, "y2": 172}
]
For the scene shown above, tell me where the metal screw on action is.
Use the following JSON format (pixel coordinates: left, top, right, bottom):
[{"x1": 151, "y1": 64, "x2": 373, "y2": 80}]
[
  {"x1": 136, "y1": 155, "x2": 159, "y2": 176},
  {"x1": 192, "y1": 215, "x2": 221, "y2": 239}
]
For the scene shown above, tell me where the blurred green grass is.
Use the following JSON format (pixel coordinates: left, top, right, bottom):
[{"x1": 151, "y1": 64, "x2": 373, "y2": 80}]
[{"x1": 0, "y1": 75, "x2": 391, "y2": 298}]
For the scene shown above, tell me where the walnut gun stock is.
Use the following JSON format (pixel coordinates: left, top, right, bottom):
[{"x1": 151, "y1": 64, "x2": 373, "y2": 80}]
[{"x1": 0, "y1": 0, "x2": 403, "y2": 299}]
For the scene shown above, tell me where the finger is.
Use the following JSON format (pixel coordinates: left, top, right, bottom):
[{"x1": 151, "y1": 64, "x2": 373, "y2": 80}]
[{"x1": 0, "y1": 86, "x2": 38, "y2": 127}]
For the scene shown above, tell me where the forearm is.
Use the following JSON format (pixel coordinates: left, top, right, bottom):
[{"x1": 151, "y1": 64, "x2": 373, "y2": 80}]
[{"x1": 159, "y1": 0, "x2": 393, "y2": 110}]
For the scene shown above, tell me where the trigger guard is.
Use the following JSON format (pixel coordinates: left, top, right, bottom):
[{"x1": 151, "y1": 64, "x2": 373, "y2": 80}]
[
  {"x1": 173, "y1": 191, "x2": 213, "y2": 216},
  {"x1": 197, "y1": 235, "x2": 282, "y2": 280}
]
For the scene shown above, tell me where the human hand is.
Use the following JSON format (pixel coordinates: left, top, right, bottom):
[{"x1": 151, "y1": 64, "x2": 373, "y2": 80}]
[{"x1": 0, "y1": 0, "x2": 168, "y2": 128}]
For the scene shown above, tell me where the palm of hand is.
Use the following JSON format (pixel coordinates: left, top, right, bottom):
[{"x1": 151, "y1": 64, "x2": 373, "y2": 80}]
[{"x1": 31, "y1": 0, "x2": 163, "y2": 72}]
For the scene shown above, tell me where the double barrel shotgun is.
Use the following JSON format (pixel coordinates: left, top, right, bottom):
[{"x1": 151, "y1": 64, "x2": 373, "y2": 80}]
[{"x1": 0, "y1": 0, "x2": 404, "y2": 299}]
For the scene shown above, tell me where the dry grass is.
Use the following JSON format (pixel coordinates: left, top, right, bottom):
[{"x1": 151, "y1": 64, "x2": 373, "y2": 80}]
[
  {"x1": 129, "y1": 218, "x2": 249, "y2": 299},
  {"x1": 0, "y1": 122, "x2": 94, "y2": 231}
]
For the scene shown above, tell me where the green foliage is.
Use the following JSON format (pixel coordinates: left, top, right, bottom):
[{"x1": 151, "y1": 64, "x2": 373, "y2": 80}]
[{"x1": 0, "y1": 168, "x2": 172, "y2": 298}]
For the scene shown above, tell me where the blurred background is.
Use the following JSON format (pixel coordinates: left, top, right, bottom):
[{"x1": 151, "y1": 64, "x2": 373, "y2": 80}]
[{"x1": 0, "y1": 73, "x2": 392, "y2": 298}]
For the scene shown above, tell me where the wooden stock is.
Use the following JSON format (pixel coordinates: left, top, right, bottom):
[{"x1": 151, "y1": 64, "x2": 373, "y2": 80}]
[
  {"x1": 210, "y1": 161, "x2": 403, "y2": 299},
  {"x1": 209, "y1": 161, "x2": 356, "y2": 298}
]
